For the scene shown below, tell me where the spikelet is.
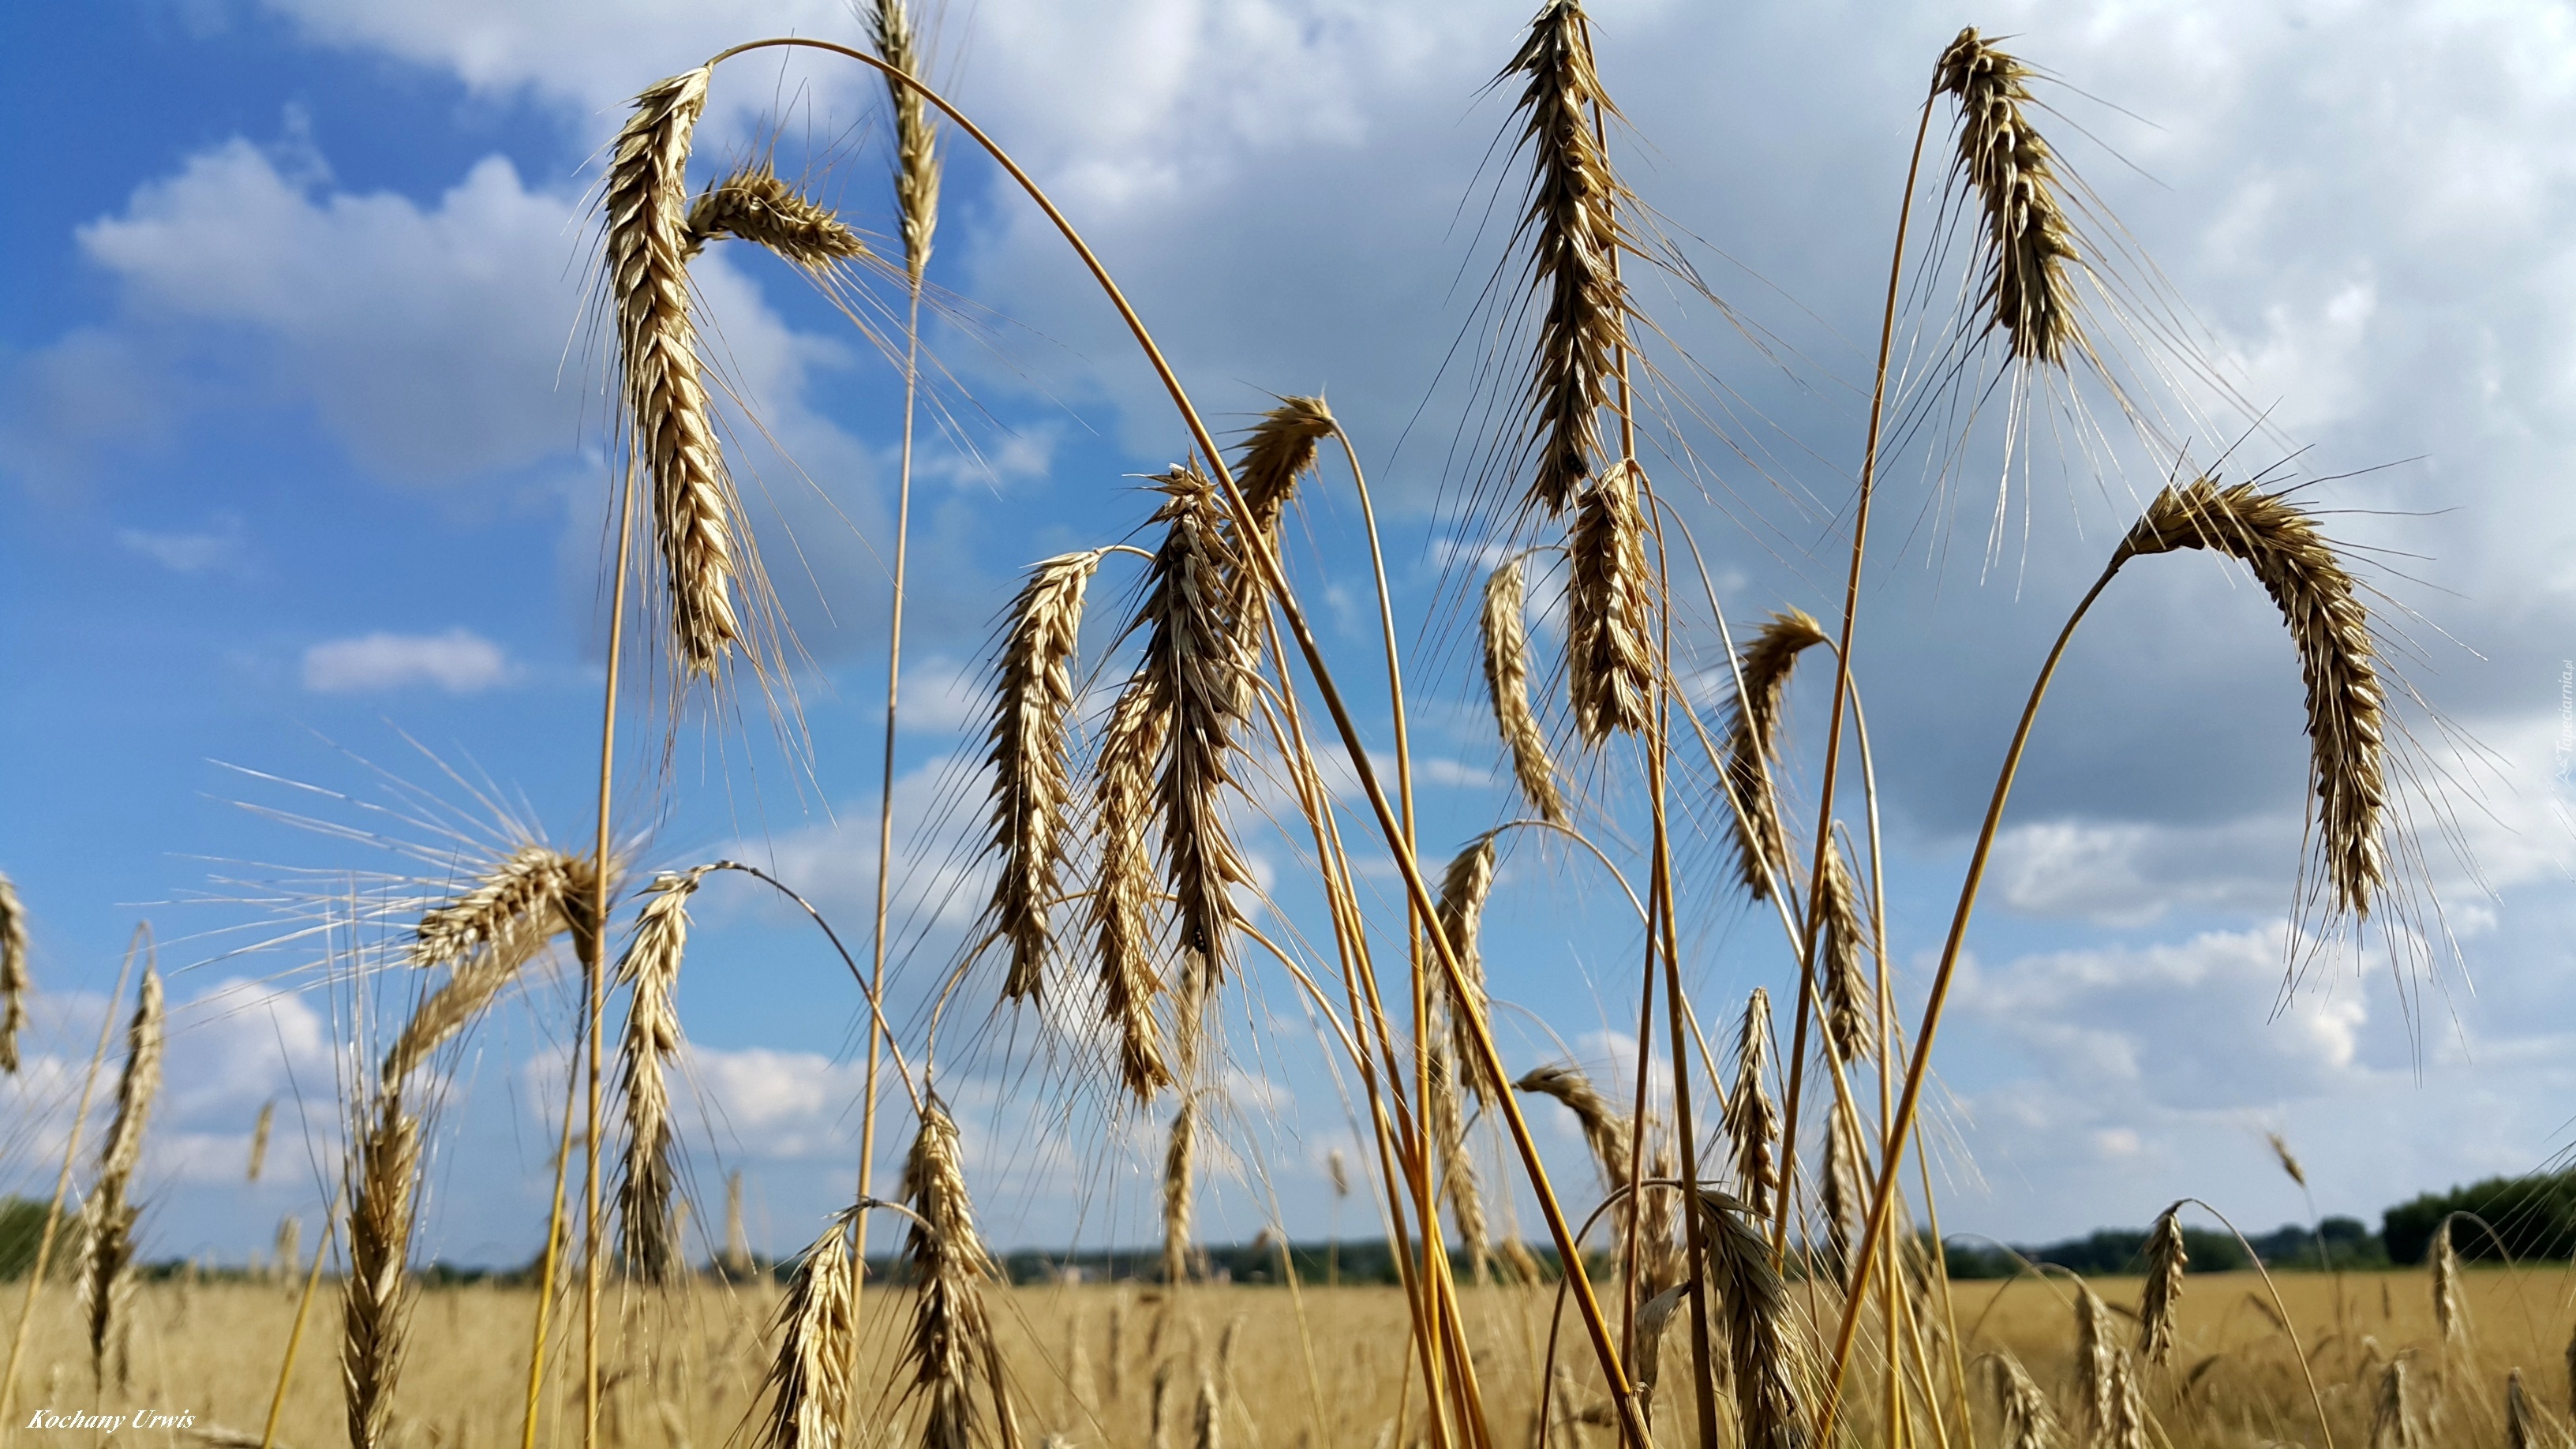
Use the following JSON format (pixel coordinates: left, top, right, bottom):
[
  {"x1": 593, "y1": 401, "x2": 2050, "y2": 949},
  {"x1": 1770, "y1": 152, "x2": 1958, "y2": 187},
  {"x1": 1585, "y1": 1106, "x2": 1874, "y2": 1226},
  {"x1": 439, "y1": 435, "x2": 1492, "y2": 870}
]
[
  {"x1": 1512, "y1": 1063, "x2": 1631, "y2": 1189},
  {"x1": 1719, "y1": 609, "x2": 1829, "y2": 898},
  {"x1": 985, "y1": 553, "x2": 1103, "y2": 1002},
  {"x1": 1091, "y1": 684, "x2": 1173, "y2": 1100},
  {"x1": 1566, "y1": 460, "x2": 1653, "y2": 742},
  {"x1": 247, "y1": 1099, "x2": 275, "y2": 1182},
  {"x1": 80, "y1": 967, "x2": 162, "y2": 1391},
  {"x1": 1162, "y1": 1098, "x2": 1196, "y2": 1287},
  {"x1": 1480, "y1": 559, "x2": 1567, "y2": 825},
  {"x1": 616, "y1": 870, "x2": 703, "y2": 1282},
  {"x1": 2114, "y1": 478, "x2": 2387, "y2": 916},
  {"x1": 2267, "y1": 1131, "x2": 2308, "y2": 1189},
  {"x1": 1502, "y1": 0, "x2": 1628, "y2": 517},
  {"x1": 1433, "y1": 837, "x2": 1502, "y2": 1104},
  {"x1": 607, "y1": 67, "x2": 749, "y2": 680},
  {"x1": 1935, "y1": 30, "x2": 2084, "y2": 367},
  {"x1": 1721, "y1": 989, "x2": 1780, "y2": 1219},
  {"x1": 1983, "y1": 1352, "x2": 2061, "y2": 1449},
  {"x1": 2510, "y1": 1369, "x2": 2538, "y2": 1449},
  {"x1": 2139, "y1": 1204, "x2": 2188, "y2": 1365},
  {"x1": 410, "y1": 844, "x2": 592, "y2": 972},
  {"x1": 904, "y1": 1103, "x2": 998, "y2": 1449},
  {"x1": 867, "y1": 0, "x2": 942, "y2": 283},
  {"x1": 0, "y1": 871, "x2": 27, "y2": 1074},
  {"x1": 2431, "y1": 1218, "x2": 2465, "y2": 1342},
  {"x1": 2370, "y1": 1357, "x2": 2416, "y2": 1449},
  {"x1": 1694, "y1": 1189, "x2": 1807, "y2": 1449},
  {"x1": 683, "y1": 162, "x2": 867, "y2": 268},
  {"x1": 2076, "y1": 1284, "x2": 2116, "y2": 1445},
  {"x1": 1134, "y1": 466, "x2": 1256, "y2": 979},
  {"x1": 754, "y1": 1215, "x2": 856, "y2": 1449},
  {"x1": 1814, "y1": 837, "x2": 1873, "y2": 1062}
]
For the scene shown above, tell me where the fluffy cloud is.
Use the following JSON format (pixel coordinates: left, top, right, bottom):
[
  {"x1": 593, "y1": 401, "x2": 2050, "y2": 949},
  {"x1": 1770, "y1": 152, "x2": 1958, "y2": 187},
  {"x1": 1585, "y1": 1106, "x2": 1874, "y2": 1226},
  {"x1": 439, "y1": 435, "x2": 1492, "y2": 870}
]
[{"x1": 302, "y1": 628, "x2": 517, "y2": 692}]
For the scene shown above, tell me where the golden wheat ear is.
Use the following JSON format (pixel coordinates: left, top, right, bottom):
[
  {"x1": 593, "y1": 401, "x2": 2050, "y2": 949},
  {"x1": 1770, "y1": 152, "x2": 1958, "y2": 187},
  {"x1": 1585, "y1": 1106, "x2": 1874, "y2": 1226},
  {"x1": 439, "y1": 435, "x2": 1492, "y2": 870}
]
[
  {"x1": 985, "y1": 552, "x2": 1102, "y2": 1004},
  {"x1": 2137, "y1": 1204, "x2": 2188, "y2": 1365},
  {"x1": 81, "y1": 966, "x2": 162, "y2": 1391},
  {"x1": 1936, "y1": 28, "x2": 2084, "y2": 368},
  {"x1": 1567, "y1": 460, "x2": 1653, "y2": 741},
  {"x1": 1720, "y1": 608, "x2": 1830, "y2": 898},
  {"x1": 1720, "y1": 987, "x2": 1779, "y2": 1220},
  {"x1": 867, "y1": 0, "x2": 942, "y2": 283},
  {"x1": 1480, "y1": 558, "x2": 1567, "y2": 825},
  {"x1": 904, "y1": 1101, "x2": 1003, "y2": 1449},
  {"x1": 683, "y1": 162, "x2": 869, "y2": 267},
  {"x1": 615, "y1": 870, "x2": 705, "y2": 1282},
  {"x1": 0, "y1": 872, "x2": 28, "y2": 1074},
  {"x1": 1090, "y1": 680, "x2": 1174, "y2": 1102},
  {"x1": 1690, "y1": 1189, "x2": 1808, "y2": 1449},
  {"x1": 1981, "y1": 1352, "x2": 2062, "y2": 1449},
  {"x1": 754, "y1": 1213, "x2": 856, "y2": 1449}
]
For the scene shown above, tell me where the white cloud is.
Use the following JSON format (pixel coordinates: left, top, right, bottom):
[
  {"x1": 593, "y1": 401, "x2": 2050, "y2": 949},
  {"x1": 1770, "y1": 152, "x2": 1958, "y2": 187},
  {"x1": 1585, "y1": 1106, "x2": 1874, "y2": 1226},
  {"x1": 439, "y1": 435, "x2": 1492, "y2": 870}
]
[
  {"x1": 118, "y1": 515, "x2": 252, "y2": 575},
  {"x1": 302, "y1": 628, "x2": 517, "y2": 693}
]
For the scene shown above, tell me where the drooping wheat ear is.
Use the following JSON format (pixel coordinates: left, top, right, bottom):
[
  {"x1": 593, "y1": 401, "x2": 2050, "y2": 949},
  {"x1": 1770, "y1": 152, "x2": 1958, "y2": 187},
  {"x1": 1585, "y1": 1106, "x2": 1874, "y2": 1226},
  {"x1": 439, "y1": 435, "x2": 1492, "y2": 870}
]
[
  {"x1": 1502, "y1": 0, "x2": 1628, "y2": 518},
  {"x1": 1136, "y1": 466, "x2": 1256, "y2": 979},
  {"x1": 2371, "y1": 1357, "x2": 2416, "y2": 1449},
  {"x1": 0, "y1": 871, "x2": 27, "y2": 1074},
  {"x1": 1982, "y1": 1353, "x2": 2061, "y2": 1449},
  {"x1": 1512, "y1": 1063, "x2": 1632, "y2": 1189},
  {"x1": 683, "y1": 162, "x2": 868, "y2": 268},
  {"x1": 867, "y1": 0, "x2": 942, "y2": 284},
  {"x1": 2431, "y1": 1218, "x2": 2465, "y2": 1342},
  {"x1": 754, "y1": 1213, "x2": 856, "y2": 1449},
  {"x1": 342, "y1": 1106, "x2": 421, "y2": 1449},
  {"x1": 1480, "y1": 559, "x2": 1568, "y2": 826},
  {"x1": 608, "y1": 67, "x2": 748, "y2": 680},
  {"x1": 409, "y1": 844, "x2": 589, "y2": 972},
  {"x1": 1162, "y1": 1097, "x2": 1196, "y2": 1288},
  {"x1": 1193, "y1": 1375, "x2": 1221, "y2": 1449},
  {"x1": 2116, "y1": 477, "x2": 2387, "y2": 915},
  {"x1": 2267, "y1": 1131, "x2": 2308, "y2": 1189},
  {"x1": 1233, "y1": 395, "x2": 1332, "y2": 542},
  {"x1": 1819, "y1": 1106, "x2": 1860, "y2": 1272},
  {"x1": 904, "y1": 1102, "x2": 998, "y2": 1449},
  {"x1": 1814, "y1": 837, "x2": 1872, "y2": 1063},
  {"x1": 2075, "y1": 1284, "x2": 2115, "y2": 1444},
  {"x1": 1630, "y1": 1282, "x2": 1687, "y2": 1420},
  {"x1": 2139, "y1": 1204, "x2": 2188, "y2": 1365},
  {"x1": 1425, "y1": 1026, "x2": 1489, "y2": 1286},
  {"x1": 247, "y1": 1099, "x2": 275, "y2": 1182},
  {"x1": 1499, "y1": 1236, "x2": 1542, "y2": 1286},
  {"x1": 1091, "y1": 682, "x2": 1173, "y2": 1101},
  {"x1": 1566, "y1": 459, "x2": 1653, "y2": 742},
  {"x1": 2103, "y1": 1354, "x2": 2147, "y2": 1449},
  {"x1": 616, "y1": 870, "x2": 705, "y2": 1282},
  {"x1": 1720, "y1": 608, "x2": 1829, "y2": 899},
  {"x1": 1694, "y1": 1189, "x2": 1808, "y2": 1449},
  {"x1": 723, "y1": 1171, "x2": 753, "y2": 1277},
  {"x1": 80, "y1": 967, "x2": 161, "y2": 1390},
  {"x1": 382, "y1": 943, "x2": 544, "y2": 1089},
  {"x1": 1434, "y1": 837, "x2": 1502, "y2": 1104},
  {"x1": 1934, "y1": 29, "x2": 2084, "y2": 368},
  {"x1": 1721, "y1": 988, "x2": 1780, "y2": 1220},
  {"x1": 987, "y1": 552, "x2": 1101, "y2": 1002},
  {"x1": 2508, "y1": 1369, "x2": 2537, "y2": 1449}
]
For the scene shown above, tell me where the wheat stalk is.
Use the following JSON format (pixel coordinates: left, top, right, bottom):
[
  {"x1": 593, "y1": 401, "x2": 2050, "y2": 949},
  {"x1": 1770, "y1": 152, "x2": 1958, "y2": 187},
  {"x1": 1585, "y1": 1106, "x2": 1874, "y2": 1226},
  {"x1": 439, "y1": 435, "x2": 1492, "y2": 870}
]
[
  {"x1": 2139, "y1": 1204, "x2": 2188, "y2": 1366},
  {"x1": 1693, "y1": 1189, "x2": 1807, "y2": 1449},
  {"x1": 0, "y1": 872, "x2": 26, "y2": 1075},
  {"x1": 1480, "y1": 559, "x2": 1568, "y2": 825},
  {"x1": 754, "y1": 1214, "x2": 856, "y2": 1449},
  {"x1": 905, "y1": 1103, "x2": 1001, "y2": 1449},
  {"x1": 608, "y1": 67, "x2": 751, "y2": 680},
  {"x1": 1162, "y1": 1097, "x2": 1196, "y2": 1287},
  {"x1": 1567, "y1": 460, "x2": 1653, "y2": 741},
  {"x1": 616, "y1": 870, "x2": 704, "y2": 1282},
  {"x1": 683, "y1": 161, "x2": 868, "y2": 267},
  {"x1": 1502, "y1": 0, "x2": 1627, "y2": 517},
  {"x1": 987, "y1": 552, "x2": 1100, "y2": 1002},
  {"x1": 1091, "y1": 683, "x2": 1174, "y2": 1100},
  {"x1": 80, "y1": 965, "x2": 161, "y2": 1391},
  {"x1": 1721, "y1": 988, "x2": 1779, "y2": 1220},
  {"x1": 2115, "y1": 477, "x2": 2387, "y2": 915},
  {"x1": 1720, "y1": 608, "x2": 1829, "y2": 898},
  {"x1": 1935, "y1": 29, "x2": 2084, "y2": 367}
]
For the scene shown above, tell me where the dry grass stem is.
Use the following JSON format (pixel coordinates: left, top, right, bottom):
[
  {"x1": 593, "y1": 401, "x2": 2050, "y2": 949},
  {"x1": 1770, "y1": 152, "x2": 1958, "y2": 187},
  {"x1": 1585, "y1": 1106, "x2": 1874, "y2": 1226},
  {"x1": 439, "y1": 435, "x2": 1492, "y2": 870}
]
[
  {"x1": 1720, "y1": 608, "x2": 1829, "y2": 898},
  {"x1": 1935, "y1": 29, "x2": 2084, "y2": 367},
  {"x1": 1567, "y1": 460, "x2": 1653, "y2": 741},
  {"x1": 1090, "y1": 683, "x2": 1173, "y2": 1100},
  {"x1": 1721, "y1": 988, "x2": 1780, "y2": 1220},
  {"x1": 616, "y1": 870, "x2": 705, "y2": 1282},
  {"x1": 755, "y1": 1215, "x2": 856, "y2": 1449},
  {"x1": 906, "y1": 1103, "x2": 1000, "y2": 1449},
  {"x1": 867, "y1": 0, "x2": 942, "y2": 283},
  {"x1": 683, "y1": 161, "x2": 867, "y2": 267},
  {"x1": 0, "y1": 871, "x2": 26, "y2": 1074},
  {"x1": 1480, "y1": 558, "x2": 1567, "y2": 825},
  {"x1": 986, "y1": 552, "x2": 1100, "y2": 1002},
  {"x1": 1503, "y1": 0, "x2": 1628, "y2": 517},
  {"x1": 2115, "y1": 477, "x2": 2387, "y2": 915}
]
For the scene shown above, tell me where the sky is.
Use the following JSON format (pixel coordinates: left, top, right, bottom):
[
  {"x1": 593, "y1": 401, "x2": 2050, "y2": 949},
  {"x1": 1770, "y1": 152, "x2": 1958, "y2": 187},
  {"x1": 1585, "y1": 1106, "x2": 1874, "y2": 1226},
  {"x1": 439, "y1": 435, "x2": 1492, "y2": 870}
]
[{"x1": 6, "y1": 0, "x2": 2576, "y2": 1271}]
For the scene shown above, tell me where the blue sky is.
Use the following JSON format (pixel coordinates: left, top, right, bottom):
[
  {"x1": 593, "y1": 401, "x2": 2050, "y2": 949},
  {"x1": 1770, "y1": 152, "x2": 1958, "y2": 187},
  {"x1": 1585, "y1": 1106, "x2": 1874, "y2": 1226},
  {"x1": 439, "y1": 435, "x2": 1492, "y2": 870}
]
[{"x1": 6, "y1": 0, "x2": 2576, "y2": 1269}]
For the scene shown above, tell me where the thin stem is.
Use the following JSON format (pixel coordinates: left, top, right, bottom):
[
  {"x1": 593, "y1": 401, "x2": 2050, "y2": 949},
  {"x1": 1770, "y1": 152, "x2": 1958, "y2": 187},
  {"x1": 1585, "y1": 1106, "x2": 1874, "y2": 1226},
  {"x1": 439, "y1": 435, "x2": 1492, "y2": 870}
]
[
  {"x1": 1778, "y1": 79, "x2": 1941, "y2": 1257},
  {"x1": 1818, "y1": 559, "x2": 2123, "y2": 1434},
  {"x1": 0, "y1": 925, "x2": 144, "y2": 1428},
  {"x1": 519, "y1": 1010, "x2": 588, "y2": 1449},
  {"x1": 580, "y1": 455, "x2": 638, "y2": 1449},
  {"x1": 263, "y1": 1189, "x2": 344, "y2": 1449}
]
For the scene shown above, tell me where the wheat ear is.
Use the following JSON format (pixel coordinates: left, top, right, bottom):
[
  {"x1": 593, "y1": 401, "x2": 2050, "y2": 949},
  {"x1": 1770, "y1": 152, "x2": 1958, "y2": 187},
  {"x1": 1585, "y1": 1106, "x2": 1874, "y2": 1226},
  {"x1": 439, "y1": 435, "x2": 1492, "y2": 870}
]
[
  {"x1": 1720, "y1": 988, "x2": 1779, "y2": 1220},
  {"x1": 868, "y1": 0, "x2": 942, "y2": 283},
  {"x1": 723, "y1": 1170, "x2": 753, "y2": 1277},
  {"x1": 1091, "y1": 683, "x2": 1174, "y2": 1100},
  {"x1": 683, "y1": 162, "x2": 868, "y2": 267},
  {"x1": 1480, "y1": 559, "x2": 1567, "y2": 825},
  {"x1": 410, "y1": 844, "x2": 592, "y2": 972},
  {"x1": 1819, "y1": 1104, "x2": 1860, "y2": 1272},
  {"x1": 987, "y1": 552, "x2": 1101, "y2": 1002},
  {"x1": 2103, "y1": 1354, "x2": 2147, "y2": 1449},
  {"x1": 1513, "y1": 1063, "x2": 1632, "y2": 1189},
  {"x1": 1935, "y1": 29, "x2": 2084, "y2": 367},
  {"x1": 1720, "y1": 608, "x2": 1829, "y2": 898},
  {"x1": 1433, "y1": 837, "x2": 1502, "y2": 1104},
  {"x1": 1814, "y1": 837, "x2": 1872, "y2": 1064},
  {"x1": 248, "y1": 1100, "x2": 275, "y2": 1182},
  {"x1": 2371, "y1": 1358, "x2": 2415, "y2": 1449},
  {"x1": 754, "y1": 1213, "x2": 856, "y2": 1449},
  {"x1": 905, "y1": 1103, "x2": 1001, "y2": 1449},
  {"x1": 2114, "y1": 478, "x2": 2387, "y2": 915},
  {"x1": 616, "y1": 870, "x2": 704, "y2": 1282},
  {"x1": 1567, "y1": 459, "x2": 1653, "y2": 741},
  {"x1": 1136, "y1": 466, "x2": 1256, "y2": 979},
  {"x1": 2075, "y1": 1284, "x2": 2114, "y2": 1444},
  {"x1": 1162, "y1": 1097, "x2": 1196, "y2": 1288},
  {"x1": 1982, "y1": 1353, "x2": 2060, "y2": 1449},
  {"x1": 2508, "y1": 1369, "x2": 2537, "y2": 1449},
  {"x1": 1693, "y1": 1189, "x2": 1807, "y2": 1449},
  {"x1": 80, "y1": 966, "x2": 162, "y2": 1390},
  {"x1": 608, "y1": 67, "x2": 749, "y2": 680},
  {"x1": 1426, "y1": 1024, "x2": 1489, "y2": 1286},
  {"x1": 0, "y1": 872, "x2": 27, "y2": 1074},
  {"x1": 2430, "y1": 1217, "x2": 2465, "y2": 1341},
  {"x1": 2138, "y1": 1204, "x2": 2188, "y2": 1366},
  {"x1": 1193, "y1": 1376, "x2": 1221, "y2": 1449},
  {"x1": 1503, "y1": 0, "x2": 1628, "y2": 516}
]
